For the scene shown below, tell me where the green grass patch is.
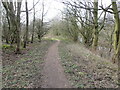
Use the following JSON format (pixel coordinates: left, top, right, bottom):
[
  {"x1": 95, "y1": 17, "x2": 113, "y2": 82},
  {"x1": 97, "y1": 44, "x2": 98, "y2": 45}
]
[{"x1": 2, "y1": 44, "x2": 14, "y2": 49}]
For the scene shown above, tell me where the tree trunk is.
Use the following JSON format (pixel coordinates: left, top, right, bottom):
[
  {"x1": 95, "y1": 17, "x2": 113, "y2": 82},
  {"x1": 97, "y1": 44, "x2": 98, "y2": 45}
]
[
  {"x1": 31, "y1": 0, "x2": 35, "y2": 43},
  {"x1": 24, "y1": 0, "x2": 29, "y2": 48},
  {"x1": 2, "y1": 1, "x2": 22, "y2": 54},
  {"x1": 111, "y1": 1, "x2": 120, "y2": 63},
  {"x1": 0, "y1": 2, "x2": 1, "y2": 25},
  {"x1": 15, "y1": 2, "x2": 21, "y2": 54},
  {"x1": 38, "y1": 1, "x2": 44, "y2": 42},
  {"x1": 92, "y1": 0, "x2": 98, "y2": 50}
]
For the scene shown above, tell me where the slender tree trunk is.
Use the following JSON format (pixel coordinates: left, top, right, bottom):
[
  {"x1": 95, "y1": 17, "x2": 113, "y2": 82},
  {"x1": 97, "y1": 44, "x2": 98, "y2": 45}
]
[
  {"x1": 24, "y1": 0, "x2": 29, "y2": 48},
  {"x1": 16, "y1": 2, "x2": 21, "y2": 54},
  {"x1": 38, "y1": 1, "x2": 44, "y2": 42},
  {"x1": 72, "y1": 3, "x2": 78, "y2": 42},
  {"x1": 6, "y1": 13, "x2": 11, "y2": 44},
  {"x1": 92, "y1": 0, "x2": 98, "y2": 50},
  {"x1": 0, "y1": 2, "x2": 1, "y2": 25},
  {"x1": 31, "y1": 0, "x2": 35, "y2": 43},
  {"x1": 111, "y1": 1, "x2": 120, "y2": 63}
]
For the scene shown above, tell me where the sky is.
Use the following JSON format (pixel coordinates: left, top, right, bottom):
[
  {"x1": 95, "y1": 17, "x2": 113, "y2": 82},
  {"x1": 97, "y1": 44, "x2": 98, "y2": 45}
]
[
  {"x1": 21, "y1": 0, "x2": 64, "y2": 22},
  {"x1": 20, "y1": 0, "x2": 120, "y2": 23}
]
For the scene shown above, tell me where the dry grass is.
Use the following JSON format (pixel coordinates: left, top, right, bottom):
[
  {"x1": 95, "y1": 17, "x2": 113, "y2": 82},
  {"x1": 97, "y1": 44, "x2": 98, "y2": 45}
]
[{"x1": 59, "y1": 41, "x2": 118, "y2": 88}]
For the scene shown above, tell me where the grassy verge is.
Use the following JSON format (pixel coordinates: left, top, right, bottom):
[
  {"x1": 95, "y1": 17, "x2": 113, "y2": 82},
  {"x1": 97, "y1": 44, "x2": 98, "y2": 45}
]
[
  {"x1": 58, "y1": 41, "x2": 118, "y2": 88},
  {"x1": 2, "y1": 39, "x2": 55, "y2": 88}
]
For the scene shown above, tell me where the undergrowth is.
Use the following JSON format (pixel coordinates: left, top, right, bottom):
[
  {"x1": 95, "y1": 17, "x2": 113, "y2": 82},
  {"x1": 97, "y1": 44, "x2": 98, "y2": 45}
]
[
  {"x1": 58, "y1": 41, "x2": 118, "y2": 88},
  {"x1": 2, "y1": 39, "x2": 55, "y2": 88}
]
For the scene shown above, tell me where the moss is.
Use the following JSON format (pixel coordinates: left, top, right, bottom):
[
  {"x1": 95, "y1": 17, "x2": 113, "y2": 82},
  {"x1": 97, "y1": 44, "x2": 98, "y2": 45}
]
[{"x1": 2, "y1": 44, "x2": 11, "y2": 49}]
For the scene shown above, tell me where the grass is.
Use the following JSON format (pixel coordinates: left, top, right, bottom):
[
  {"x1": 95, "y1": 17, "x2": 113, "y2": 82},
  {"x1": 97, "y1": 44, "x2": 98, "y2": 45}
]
[
  {"x1": 2, "y1": 35, "x2": 118, "y2": 88},
  {"x1": 2, "y1": 39, "x2": 55, "y2": 88},
  {"x1": 43, "y1": 35, "x2": 72, "y2": 43},
  {"x1": 58, "y1": 41, "x2": 118, "y2": 88}
]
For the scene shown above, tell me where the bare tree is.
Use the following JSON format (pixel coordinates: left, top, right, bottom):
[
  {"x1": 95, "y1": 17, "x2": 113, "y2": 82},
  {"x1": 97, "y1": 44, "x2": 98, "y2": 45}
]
[
  {"x1": 31, "y1": 0, "x2": 35, "y2": 43},
  {"x1": 92, "y1": 0, "x2": 98, "y2": 50},
  {"x1": 23, "y1": 0, "x2": 29, "y2": 48},
  {"x1": 37, "y1": 0, "x2": 48, "y2": 42},
  {"x1": 63, "y1": 0, "x2": 107, "y2": 49},
  {"x1": 16, "y1": 2, "x2": 22, "y2": 53},
  {"x1": 2, "y1": 0, "x2": 22, "y2": 53},
  {"x1": 0, "y1": 1, "x2": 2, "y2": 45},
  {"x1": 111, "y1": 0, "x2": 120, "y2": 63}
]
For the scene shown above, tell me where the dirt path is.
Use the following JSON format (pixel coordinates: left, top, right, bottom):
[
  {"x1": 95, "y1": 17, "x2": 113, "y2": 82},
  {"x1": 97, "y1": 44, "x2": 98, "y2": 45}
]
[{"x1": 41, "y1": 41, "x2": 71, "y2": 88}]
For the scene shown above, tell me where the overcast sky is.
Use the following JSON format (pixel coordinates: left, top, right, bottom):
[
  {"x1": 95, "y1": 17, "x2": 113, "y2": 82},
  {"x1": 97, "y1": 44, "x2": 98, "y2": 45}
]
[{"x1": 21, "y1": 0, "x2": 64, "y2": 22}]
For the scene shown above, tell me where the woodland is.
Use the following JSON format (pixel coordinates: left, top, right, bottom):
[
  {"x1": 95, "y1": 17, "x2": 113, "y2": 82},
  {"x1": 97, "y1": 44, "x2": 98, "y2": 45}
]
[{"x1": 0, "y1": 0, "x2": 120, "y2": 88}]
